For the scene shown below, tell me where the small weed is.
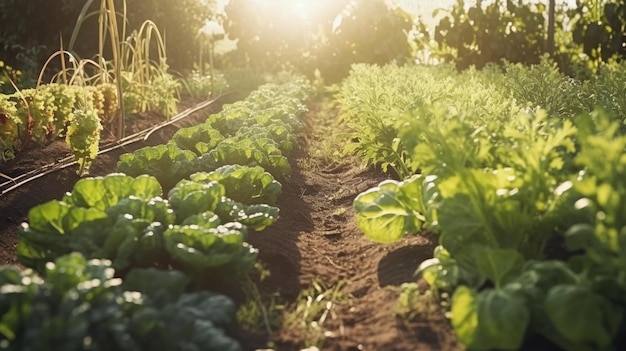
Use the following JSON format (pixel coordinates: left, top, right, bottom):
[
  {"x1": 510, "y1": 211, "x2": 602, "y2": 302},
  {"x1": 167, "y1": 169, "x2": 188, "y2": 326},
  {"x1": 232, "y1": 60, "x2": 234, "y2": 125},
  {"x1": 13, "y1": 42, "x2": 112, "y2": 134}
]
[
  {"x1": 332, "y1": 207, "x2": 347, "y2": 218},
  {"x1": 395, "y1": 282, "x2": 442, "y2": 323},
  {"x1": 236, "y1": 266, "x2": 283, "y2": 334},
  {"x1": 283, "y1": 279, "x2": 351, "y2": 349}
]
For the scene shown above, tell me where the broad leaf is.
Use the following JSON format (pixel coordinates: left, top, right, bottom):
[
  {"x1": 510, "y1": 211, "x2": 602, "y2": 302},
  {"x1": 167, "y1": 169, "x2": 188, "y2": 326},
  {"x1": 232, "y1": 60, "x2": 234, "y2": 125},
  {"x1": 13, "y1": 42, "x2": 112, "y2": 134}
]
[{"x1": 452, "y1": 285, "x2": 530, "y2": 350}]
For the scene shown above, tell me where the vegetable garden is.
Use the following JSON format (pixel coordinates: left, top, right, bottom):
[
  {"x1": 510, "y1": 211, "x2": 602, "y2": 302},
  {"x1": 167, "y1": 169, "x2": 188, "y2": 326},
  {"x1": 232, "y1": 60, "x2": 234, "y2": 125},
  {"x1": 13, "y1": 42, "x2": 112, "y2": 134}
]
[{"x1": 2, "y1": 0, "x2": 626, "y2": 350}]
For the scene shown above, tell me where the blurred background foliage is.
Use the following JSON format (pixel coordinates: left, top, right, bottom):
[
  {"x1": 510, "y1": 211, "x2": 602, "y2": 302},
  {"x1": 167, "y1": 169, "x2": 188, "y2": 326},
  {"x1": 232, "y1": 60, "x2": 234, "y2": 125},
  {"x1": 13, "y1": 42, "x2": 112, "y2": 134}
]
[
  {"x1": 0, "y1": 0, "x2": 625, "y2": 89},
  {"x1": 0, "y1": 0, "x2": 214, "y2": 88},
  {"x1": 224, "y1": 0, "x2": 412, "y2": 82}
]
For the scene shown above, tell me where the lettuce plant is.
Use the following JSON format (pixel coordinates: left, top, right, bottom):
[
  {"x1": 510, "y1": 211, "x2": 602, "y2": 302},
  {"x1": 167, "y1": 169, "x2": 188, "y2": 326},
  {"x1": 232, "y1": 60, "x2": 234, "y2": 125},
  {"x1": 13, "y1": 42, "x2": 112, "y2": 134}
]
[{"x1": 0, "y1": 253, "x2": 242, "y2": 351}]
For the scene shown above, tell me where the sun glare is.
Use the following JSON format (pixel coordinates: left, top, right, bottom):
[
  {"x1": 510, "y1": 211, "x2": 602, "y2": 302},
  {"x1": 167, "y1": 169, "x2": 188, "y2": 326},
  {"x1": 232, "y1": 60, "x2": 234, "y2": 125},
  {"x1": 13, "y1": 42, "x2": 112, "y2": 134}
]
[{"x1": 249, "y1": 0, "x2": 329, "y2": 23}]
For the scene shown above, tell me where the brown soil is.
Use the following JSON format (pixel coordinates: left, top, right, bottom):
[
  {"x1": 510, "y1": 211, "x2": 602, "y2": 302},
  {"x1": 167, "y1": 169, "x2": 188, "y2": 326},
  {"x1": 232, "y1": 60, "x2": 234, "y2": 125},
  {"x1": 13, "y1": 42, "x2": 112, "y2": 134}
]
[{"x1": 0, "y1": 96, "x2": 461, "y2": 351}]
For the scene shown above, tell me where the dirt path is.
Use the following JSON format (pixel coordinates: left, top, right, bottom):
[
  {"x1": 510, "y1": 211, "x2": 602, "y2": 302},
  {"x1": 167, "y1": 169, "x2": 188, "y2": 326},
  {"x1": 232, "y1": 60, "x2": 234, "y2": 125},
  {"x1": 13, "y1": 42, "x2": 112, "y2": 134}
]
[{"x1": 245, "y1": 101, "x2": 461, "y2": 350}]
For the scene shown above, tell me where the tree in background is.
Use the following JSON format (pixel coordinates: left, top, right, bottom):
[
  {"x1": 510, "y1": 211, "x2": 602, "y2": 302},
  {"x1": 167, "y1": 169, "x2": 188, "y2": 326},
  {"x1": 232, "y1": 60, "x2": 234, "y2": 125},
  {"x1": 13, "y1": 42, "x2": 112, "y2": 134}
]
[
  {"x1": 413, "y1": 0, "x2": 626, "y2": 75},
  {"x1": 224, "y1": 0, "x2": 413, "y2": 82},
  {"x1": 568, "y1": 0, "x2": 626, "y2": 64},
  {"x1": 0, "y1": 0, "x2": 214, "y2": 88},
  {"x1": 416, "y1": 0, "x2": 548, "y2": 70},
  {"x1": 0, "y1": 0, "x2": 81, "y2": 86}
]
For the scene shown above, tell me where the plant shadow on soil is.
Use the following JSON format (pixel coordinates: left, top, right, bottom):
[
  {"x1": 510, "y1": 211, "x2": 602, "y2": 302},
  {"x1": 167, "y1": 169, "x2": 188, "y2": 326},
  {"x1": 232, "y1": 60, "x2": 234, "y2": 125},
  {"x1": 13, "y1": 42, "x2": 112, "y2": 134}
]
[{"x1": 0, "y1": 97, "x2": 463, "y2": 351}]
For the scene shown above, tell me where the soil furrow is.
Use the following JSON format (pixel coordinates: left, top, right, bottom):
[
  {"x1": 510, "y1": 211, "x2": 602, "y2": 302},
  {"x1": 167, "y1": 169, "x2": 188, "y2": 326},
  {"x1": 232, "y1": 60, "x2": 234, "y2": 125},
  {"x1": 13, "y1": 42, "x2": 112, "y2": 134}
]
[{"x1": 246, "y1": 100, "x2": 461, "y2": 351}]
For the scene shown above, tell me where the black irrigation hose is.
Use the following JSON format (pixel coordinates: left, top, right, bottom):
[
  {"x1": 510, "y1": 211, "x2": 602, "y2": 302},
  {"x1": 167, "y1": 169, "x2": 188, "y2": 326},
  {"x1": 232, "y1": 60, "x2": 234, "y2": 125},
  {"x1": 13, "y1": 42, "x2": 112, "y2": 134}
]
[{"x1": 0, "y1": 92, "x2": 236, "y2": 197}]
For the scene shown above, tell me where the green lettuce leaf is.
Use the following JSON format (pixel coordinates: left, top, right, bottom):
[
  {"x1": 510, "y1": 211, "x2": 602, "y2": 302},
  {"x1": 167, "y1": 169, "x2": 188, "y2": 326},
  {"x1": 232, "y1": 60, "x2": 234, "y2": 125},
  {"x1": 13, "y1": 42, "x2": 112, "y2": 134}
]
[
  {"x1": 353, "y1": 176, "x2": 426, "y2": 243},
  {"x1": 190, "y1": 165, "x2": 282, "y2": 205},
  {"x1": 452, "y1": 285, "x2": 530, "y2": 350},
  {"x1": 62, "y1": 173, "x2": 162, "y2": 211}
]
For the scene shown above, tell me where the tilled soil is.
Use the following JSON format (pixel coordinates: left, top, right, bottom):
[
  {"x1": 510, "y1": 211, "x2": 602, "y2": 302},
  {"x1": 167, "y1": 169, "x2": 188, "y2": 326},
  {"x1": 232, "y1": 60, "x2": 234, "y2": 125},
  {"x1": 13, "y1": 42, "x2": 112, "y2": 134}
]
[{"x1": 0, "y1": 96, "x2": 461, "y2": 351}]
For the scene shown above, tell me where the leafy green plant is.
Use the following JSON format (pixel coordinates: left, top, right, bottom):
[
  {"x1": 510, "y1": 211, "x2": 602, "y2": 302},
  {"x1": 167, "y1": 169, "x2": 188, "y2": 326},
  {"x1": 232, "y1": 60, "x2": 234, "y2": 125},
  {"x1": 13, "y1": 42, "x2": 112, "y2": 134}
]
[
  {"x1": 0, "y1": 253, "x2": 242, "y2": 351},
  {"x1": 569, "y1": 0, "x2": 626, "y2": 64},
  {"x1": 117, "y1": 143, "x2": 198, "y2": 192},
  {"x1": 17, "y1": 173, "x2": 165, "y2": 272},
  {"x1": 190, "y1": 165, "x2": 282, "y2": 205},
  {"x1": 12, "y1": 87, "x2": 55, "y2": 146},
  {"x1": 341, "y1": 62, "x2": 626, "y2": 350},
  {"x1": 167, "y1": 177, "x2": 279, "y2": 230},
  {"x1": 181, "y1": 70, "x2": 230, "y2": 99},
  {"x1": 66, "y1": 105, "x2": 102, "y2": 176},
  {"x1": 0, "y1": 93, "x2": 18, "y2": 161},
  {"x1": 195, "y1": 136, "x2": 291, "y2": 180},
  {"x1": 170, "y1": 123, "x2": 224, "y2": 156},
  {"x1": 353, "y1": 175, "x2": 427, "y2": 243},
  {"x1": 163, "y1": 222, "x2": 258, "y2": 286}
]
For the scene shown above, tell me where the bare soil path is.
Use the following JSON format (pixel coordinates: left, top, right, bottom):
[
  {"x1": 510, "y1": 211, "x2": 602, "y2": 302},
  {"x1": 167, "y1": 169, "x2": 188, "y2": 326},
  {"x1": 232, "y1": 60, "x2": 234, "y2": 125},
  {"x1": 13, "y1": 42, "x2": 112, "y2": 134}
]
[{"x1": 244, "y1": 101, "x2": 461, "y2": 350}]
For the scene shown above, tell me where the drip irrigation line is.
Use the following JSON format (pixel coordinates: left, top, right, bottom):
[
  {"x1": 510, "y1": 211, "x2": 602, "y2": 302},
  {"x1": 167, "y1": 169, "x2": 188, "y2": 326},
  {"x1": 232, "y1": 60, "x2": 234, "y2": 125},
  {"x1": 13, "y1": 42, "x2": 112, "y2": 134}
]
[{"x1": 0, "y1": 92, "x2": 235, "y2": 197}]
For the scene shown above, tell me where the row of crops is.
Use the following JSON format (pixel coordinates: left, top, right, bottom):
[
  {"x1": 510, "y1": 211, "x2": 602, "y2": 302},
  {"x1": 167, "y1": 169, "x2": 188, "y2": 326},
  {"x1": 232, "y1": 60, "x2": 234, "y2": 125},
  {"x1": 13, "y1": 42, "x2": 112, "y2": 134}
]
[
  {"x1": 337, "y1": 58, "x2": 626, "y2": 350},
  {"x1": 0, "y1": 78, "x2": 311, "y2": 350}
]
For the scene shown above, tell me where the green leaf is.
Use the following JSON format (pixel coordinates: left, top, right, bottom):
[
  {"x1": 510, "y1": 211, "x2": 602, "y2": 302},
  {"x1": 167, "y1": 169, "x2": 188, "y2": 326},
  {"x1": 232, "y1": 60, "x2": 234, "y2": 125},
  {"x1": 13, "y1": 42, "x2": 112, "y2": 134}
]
[
  {"x1": 214, "y1": 199, "x2": 279, "y2": 231},
  {"x1": 171, "y1": 124, "x2": 224, "y2": 155},
  {"x1": 163, "y1": 222, "x2": 258, "y2": 276},
  {"x1": 564, "y1": 223, "x2": 598, "y2": 252},
  {"x1": 181, "y1": 211, "x2": 221, "y2": 228},
  {"x1": 117, "y1": 144, "x2": 197, "y2": 191},
  {"x1": 123, "y1": 268, "x2": 190, "y2": 305},
  {"x1": 168, "y1": 180, "x2": 225, "y2": 223},
  {"x1": 353, "y1": 177, "x2": 425, "y2": 243},
  {"x1": 63, "y1": 173, "x2": 163, "y2": 211},
  {"x1": 190, "y1": 165, "x2": 282, "y2": 205},
  {"x1": 105, "y1": 196, "x2": 175, "y2": 226},
  {"x1": 546, "y1": 285, "x2": 623, "y2": 348},
  {"x1": 17, "y1": 203, "x2": 109, "y2": 272},
  {"x1": 467, "y1": 245, "x2": 524, "y2": 288},
  {"x1": 452, "y1": 285, "x2": 530, "y2": 350}
]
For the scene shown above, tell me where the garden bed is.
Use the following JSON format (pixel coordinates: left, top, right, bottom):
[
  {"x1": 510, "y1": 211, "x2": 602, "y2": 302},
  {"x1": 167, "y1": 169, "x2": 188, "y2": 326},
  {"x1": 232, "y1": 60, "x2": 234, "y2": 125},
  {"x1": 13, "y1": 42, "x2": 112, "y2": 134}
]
[{"x1": 0, "y1": 95, "x2": 460, "y2": 350}]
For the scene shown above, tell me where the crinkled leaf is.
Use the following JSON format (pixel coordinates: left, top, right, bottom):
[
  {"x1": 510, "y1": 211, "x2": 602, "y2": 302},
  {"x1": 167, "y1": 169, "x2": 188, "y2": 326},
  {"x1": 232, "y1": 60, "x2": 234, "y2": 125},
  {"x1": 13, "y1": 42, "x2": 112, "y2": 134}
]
[
  {"x1": 171, "y1": 124, "x2": 223, "y2": 155},
  {"x1": 105, "y1": 196, "x2": 175, "y2": 226},
  {"x1": 191, "y1": 165, "x2": 282, "y2": 205},
  {"x1": 117, "y1": 144, "x2": 197, "y2": 191},
  {"x1": 168, "y1": 180, "x2": 225, "y2": 223},
  {"x1": 353, "y1": 177, "x2": 425, "y2": 243},
  {"x1": 181, "y1": 211, "x2": 221, "y2": 228},
  {"x1": 62, "y1": 173, "x2": 162, "y2": 211},
  {"x1": 163, "y1": 223, "x2": 257, "y2": 276},
  {"x1": 214, "y1": 198, "x2": 279, "y2": 231}
]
